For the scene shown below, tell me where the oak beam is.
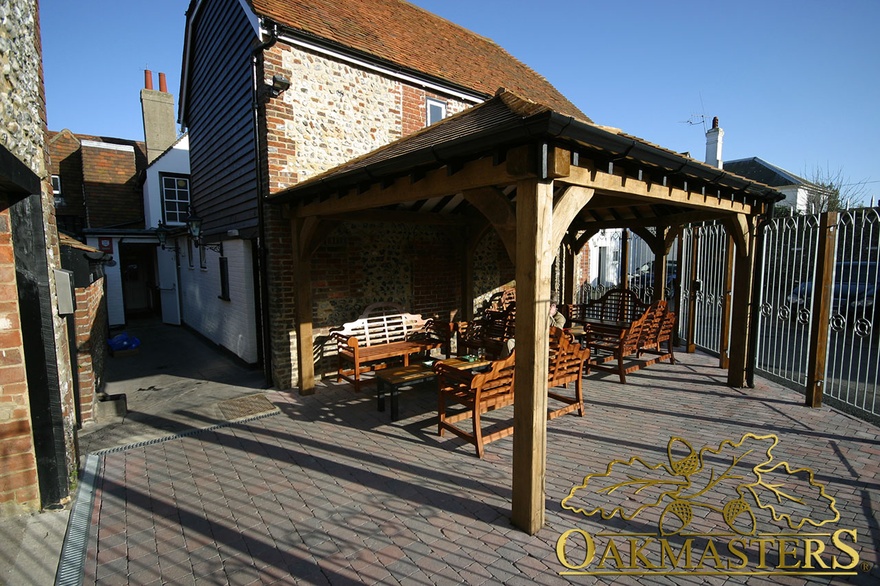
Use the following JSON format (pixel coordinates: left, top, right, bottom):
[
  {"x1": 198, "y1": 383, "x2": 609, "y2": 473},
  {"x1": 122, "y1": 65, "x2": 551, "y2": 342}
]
[
  {"x1": 291, "y1": 217, "x2": 316, "y2": 395},
  {"x1": 550, "y1": 185, "x2": 594, "y2": 250},
  {"x1": 562, "y1": 165, "x2": 754, "y2": 215},
  {"x1": 725, "y1": 213, "x2": 757, "y2": 387},
  {"x1": 511, "y1": 178, "x2": 553, "y2": 535},
  {"x1": 295, "y1": 155, "x2": 529, "y2": 217}
]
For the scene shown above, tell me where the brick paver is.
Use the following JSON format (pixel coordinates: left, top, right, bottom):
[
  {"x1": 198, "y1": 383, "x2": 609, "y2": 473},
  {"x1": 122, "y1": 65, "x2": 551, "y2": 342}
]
[{"x1": 75, "y1": 352, "x2": 880, "y2": 584}]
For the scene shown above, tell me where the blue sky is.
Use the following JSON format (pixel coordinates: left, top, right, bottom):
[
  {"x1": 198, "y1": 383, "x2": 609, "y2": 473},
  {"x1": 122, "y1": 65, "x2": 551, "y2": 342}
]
[{"x1": 41, "y1": 0, "x2": 879, "y2": 201}]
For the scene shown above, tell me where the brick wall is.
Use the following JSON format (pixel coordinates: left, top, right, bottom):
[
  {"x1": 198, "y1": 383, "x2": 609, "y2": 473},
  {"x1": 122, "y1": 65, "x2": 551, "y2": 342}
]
[
  {"x1": 47, "y1": 130, "x2": 86, "y2": 231},
  {"x1": 74, "y1": 278, "x2": 107, "y2": 424},
  {"x1": 81, "y1": 142, "x2": 144, "y2": 229},
  {"x1": 0, "y1": 198, "x2": 40, "y2": 514}
]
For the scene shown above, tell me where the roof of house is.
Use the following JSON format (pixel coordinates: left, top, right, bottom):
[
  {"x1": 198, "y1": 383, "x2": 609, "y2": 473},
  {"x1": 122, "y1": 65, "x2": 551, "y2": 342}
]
[
  {"x1": 723, "y1": 157, "x2": 811, "y2": 189},
  {"x1": 249, "y1": 0, "x2": 586, "y2": 120},
  {"x1": 270, "y1": 89, "x2": 783, "y2": 206}
]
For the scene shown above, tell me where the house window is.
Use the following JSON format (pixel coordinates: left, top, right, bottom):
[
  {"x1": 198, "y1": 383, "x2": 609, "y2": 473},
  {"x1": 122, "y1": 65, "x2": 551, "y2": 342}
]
[
  {"x1": 218, "y1": 257, "x2": 230, "y2": 301},
  {"x1": 161, "y1": 174, "x2": 190, "y2": 224},
  {"x1": 51, "y1": 175, "x2": 65, "y2": 206},
  {"x1": 426, "y1": 98, "x2": 447, "y2": 126}
]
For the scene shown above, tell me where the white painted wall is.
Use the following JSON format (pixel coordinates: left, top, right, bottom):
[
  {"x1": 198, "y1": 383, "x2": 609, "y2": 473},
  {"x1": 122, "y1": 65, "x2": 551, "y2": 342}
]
[
  {"x1": 143, "y1": 134, "x2": 190, "y2": 228},
  {"x1": 178, "y1": 237, "x2": 258, "y2": 364}
]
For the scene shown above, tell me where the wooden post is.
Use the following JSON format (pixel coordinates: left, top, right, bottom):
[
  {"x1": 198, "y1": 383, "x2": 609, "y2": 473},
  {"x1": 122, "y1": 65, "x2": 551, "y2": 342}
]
[
  {"x1": 620, "y1": 229, "x2": 630, "y2": 290},
  {"x1": 805, "y1": 212, "x2": 837, "y2": 407},
  {"x1": 511, "y1": 178, "x2": 553, "y2": 535},
  {"x1": 653, "y1": 227, "x2": 668, "y2": 302},
  {"x1": 686, "y1": 227, "x2": 699, "y2": 353},
  {"x1": 292, "y1": 217, "x2": 316, "y2": 395},
  {"x1": 673, "y1": 230, "x2": 684, "y2": 346},
  {"x1": 726, "y1": 214, "x2": 757, "y2": 388},
  {"x1": 719, "y1": 234, "x2": 735, "y2": 369}
]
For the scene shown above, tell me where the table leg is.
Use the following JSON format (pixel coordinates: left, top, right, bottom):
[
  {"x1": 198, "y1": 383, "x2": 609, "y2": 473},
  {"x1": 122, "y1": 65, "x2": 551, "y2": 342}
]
[{"x1": 377, "y1": 378, "x2": 386, "y2": 412}]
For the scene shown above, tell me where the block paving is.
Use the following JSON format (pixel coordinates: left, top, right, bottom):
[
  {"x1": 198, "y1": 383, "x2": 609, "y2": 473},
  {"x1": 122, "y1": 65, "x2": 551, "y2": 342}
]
[{"x1": 72, "y1": 351, "x2": 880, "y2": 584}]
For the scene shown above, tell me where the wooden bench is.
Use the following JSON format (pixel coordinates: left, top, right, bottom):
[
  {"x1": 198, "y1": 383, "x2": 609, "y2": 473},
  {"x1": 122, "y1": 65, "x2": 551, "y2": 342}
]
[
  {"x1": 331, "y1": 303, "x2": 451, "y2": 392},
  {"x1": 436, "y1": 332, "x2": 589, "y2": 457},
  {"x1": 565, "y1": 288, "x2": 650, "y2": 326},
  {"x1": 436, "y1": 351, "x2": 516, "y2": 458},
  {"x1": 547, "y1": 327, "x2": 590, "y2": 419},
  {"x1": 638, "y1": 300, "x2": 677, "y2": 365},
  {"x1": 585, "y1": 300, "x2": 676, "y2": 383}
]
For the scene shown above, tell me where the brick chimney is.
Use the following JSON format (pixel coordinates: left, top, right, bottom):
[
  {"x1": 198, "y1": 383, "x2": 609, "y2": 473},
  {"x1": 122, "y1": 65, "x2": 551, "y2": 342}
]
[
  {"x1": 705, "y1": 116, "x2": 723, "y2": 169},
  {"x1": 141, "y1": 70, "x2": 177, "y2": 164}
]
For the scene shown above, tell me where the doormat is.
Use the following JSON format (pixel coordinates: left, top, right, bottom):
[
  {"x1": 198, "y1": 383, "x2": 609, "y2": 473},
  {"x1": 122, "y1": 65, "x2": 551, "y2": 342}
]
[{"x1": 218, "y1": 393, "x2": 279, "y2": 421}]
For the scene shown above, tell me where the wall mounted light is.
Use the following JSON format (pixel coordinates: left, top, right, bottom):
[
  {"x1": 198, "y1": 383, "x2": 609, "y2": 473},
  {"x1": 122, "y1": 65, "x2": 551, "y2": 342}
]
[
  {"x1": 185, "y1": 207, "x2": 222, "y2": 253},
  {"x1": 269, "y1": 74, "x2": 291, "y2": 98},
  {"x1": 155, "y1": 221, "x2": 180, "y2": 252}
]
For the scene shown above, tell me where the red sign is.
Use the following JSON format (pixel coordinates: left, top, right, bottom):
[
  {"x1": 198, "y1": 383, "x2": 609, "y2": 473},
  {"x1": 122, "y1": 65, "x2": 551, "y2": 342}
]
[{"x1": 98, "y1": 238, "x2": 113, "y2": 253}]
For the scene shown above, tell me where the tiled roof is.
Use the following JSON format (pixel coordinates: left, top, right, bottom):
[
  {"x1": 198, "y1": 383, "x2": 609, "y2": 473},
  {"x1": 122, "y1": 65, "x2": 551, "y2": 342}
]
[
  {"x1": 249, "y1": 0, "x2": 587, "y2": 120},
  {"x1": 724, "y1": 157, "x2": 811, "y2": 188}
]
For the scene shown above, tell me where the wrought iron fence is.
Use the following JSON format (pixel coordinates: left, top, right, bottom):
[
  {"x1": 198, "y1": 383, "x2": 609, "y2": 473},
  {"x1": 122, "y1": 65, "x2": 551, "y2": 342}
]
[
  {"x1": 578, "y1": 208, "x2": 879, "y2": 422},
  {"x1": 823, "y1": 208, "x2": 879, "y2": 416}
]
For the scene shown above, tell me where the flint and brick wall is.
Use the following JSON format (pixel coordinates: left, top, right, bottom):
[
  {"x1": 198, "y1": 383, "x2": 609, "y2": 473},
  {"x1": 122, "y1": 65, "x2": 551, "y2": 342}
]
[
  {"x1": 0, "y1": 0, "x2": 78, "y2": 513},
  {"x1": 261, "y1": 43, "x2": 477, "y2": 389}
]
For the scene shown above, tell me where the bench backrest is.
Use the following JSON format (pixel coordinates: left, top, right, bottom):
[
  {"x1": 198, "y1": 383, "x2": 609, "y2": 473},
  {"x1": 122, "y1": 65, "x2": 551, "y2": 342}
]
[
  {"x1": 469, "y1": 351, "x2": 516, "y2": 406},
  {"x1": 548, "y1": 327, "x2": 590, "y2": 386},
  {"x1": 334, "y1": 302, "x2": 428, "y2": 347},
  {"x1": 581, "y1": 288, "x2": 650, "y2": 323}
]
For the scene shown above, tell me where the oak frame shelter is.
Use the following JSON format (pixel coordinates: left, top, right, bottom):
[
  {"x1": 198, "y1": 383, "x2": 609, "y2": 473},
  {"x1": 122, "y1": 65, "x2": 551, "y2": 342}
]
[{"x1": 270, "y1": 90, "x2": 784, "y2": 534}]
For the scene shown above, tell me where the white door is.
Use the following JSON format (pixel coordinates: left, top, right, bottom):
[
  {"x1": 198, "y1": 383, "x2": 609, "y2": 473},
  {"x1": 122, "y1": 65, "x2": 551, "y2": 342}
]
[{"x1": 157, "y1": 248, "x2": 181, "y2": 325}]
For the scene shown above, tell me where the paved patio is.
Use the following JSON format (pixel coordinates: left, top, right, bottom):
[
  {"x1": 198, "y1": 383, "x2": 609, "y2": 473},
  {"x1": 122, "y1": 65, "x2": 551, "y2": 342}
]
[{"x1": 62, "y1": 348, "x2": 879, "y2": 585}]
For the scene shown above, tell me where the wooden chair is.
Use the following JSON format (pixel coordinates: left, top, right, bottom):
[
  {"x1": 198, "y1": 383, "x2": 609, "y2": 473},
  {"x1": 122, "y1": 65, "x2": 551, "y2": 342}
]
[
  {"x1": 436, "y1": 351, "x2": 516, "y2": 458},
  {"x1": 639, "y1": 301, "x2": 676, "y2": 364},
  {"x1": 547, "y1": 327, "x2": 590, "y2": 419}
]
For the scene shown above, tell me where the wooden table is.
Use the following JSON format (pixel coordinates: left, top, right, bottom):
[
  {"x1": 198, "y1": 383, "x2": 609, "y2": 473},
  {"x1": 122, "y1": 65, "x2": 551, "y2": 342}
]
[
  {"x1": 437, "y1": 356, "x2": 492, "y2": 371},
  {"x1": 375, "y1": 364, "x2": 436, "y2": 421}
]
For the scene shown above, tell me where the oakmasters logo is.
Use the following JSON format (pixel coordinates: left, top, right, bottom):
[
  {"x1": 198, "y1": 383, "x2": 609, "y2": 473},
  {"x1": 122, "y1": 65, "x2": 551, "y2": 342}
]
[{"x1": 555, "y1": 433, "x2": 864, "y2": 578}]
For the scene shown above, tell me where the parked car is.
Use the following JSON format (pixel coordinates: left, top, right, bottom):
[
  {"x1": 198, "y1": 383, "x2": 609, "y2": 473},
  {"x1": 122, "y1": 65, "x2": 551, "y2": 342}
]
[{"x1": 787, "y1": 261, "x2": 877, "y2": 321}]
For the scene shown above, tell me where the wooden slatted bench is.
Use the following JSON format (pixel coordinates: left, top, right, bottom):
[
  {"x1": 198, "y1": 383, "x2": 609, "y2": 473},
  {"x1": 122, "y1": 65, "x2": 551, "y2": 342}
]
[
  {"x1": 331, "y1": 303, "x2": 451, "y2": 392},
  {"x1": 585, "y1": 300, "x2": 676, "y2": 383},
  {"x1": 547, "y1": 326, "x2": 590, "y2": 419},
  {"x1": 565, "y1": 288, "x2": 650, "y2": 326},
  {"x1": 436, "y1": 352, "x2": 516, "y2": 458}
]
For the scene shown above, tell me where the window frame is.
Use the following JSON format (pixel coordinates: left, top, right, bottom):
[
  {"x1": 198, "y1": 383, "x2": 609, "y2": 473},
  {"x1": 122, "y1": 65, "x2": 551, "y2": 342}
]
[
  {"x1": 159, "y1": 173, "x2": 191, "y2": 225},
  {"x1": 426, "y1": 97, "x2": 447, "y2": 126}
]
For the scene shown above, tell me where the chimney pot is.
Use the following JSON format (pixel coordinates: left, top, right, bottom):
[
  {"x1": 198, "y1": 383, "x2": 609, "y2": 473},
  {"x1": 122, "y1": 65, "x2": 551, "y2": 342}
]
[
  {"x1": 159, "y1": 72, "x2": 167, "y2": 93},
  {"x1": 144, "y1": 69, "x2": 153, "y2": 90}
]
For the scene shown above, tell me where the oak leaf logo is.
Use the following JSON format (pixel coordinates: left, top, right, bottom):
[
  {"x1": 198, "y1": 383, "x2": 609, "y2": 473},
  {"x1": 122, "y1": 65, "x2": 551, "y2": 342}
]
[{"x1": 561, "y1": 433, "x2": 839, "y2": 535}]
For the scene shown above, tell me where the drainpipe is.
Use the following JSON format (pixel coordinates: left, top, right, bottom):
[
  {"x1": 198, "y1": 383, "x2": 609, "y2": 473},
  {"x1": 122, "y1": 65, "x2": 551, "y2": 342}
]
[{"x1": 252, "y1": 21, "x2": 278, "y2": 387}]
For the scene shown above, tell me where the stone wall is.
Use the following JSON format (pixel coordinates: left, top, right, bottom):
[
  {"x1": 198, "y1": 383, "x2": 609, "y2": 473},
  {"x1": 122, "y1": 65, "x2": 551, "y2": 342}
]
[
  {"x1": 262, "y1": 43, "x2": 475, "y2": 389},
  {"x1": 0, "y1": 0, "x2": 44, "y2": 174},
  {"x1": 0, "y1": 0, "x2": 78, "y2": 513}
]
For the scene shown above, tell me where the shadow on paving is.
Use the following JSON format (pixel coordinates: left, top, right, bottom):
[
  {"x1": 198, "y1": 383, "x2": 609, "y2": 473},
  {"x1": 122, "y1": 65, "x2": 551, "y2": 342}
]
[
  {"x1": 69, "y1": 340, "x2": 880, "y2": 584},
  {"x1": 78, "y1": 318, "x2": 268, "y2": 456}
]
